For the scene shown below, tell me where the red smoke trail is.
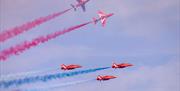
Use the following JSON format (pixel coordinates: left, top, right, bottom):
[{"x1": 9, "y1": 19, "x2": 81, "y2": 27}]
[
  {"x1": 0, "y1": 22, "x2": 91, "y2": 61},
  {"x1": 0, "y1": 8, "x2": 71, "y2": 43}
]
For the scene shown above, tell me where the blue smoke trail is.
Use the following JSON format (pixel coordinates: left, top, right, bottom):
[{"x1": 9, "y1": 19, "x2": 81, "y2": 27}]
[
  {"x1": 0, "y1": 68, "x2": 59, "y2": 81},
  {"x1": 0, "y1": 67, "x2": 110, "y2": 88}
]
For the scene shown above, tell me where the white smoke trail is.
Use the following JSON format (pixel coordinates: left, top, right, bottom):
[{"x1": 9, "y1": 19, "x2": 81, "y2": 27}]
[
  {"x1": 23, "y1": 79, "x2": 95, "y2": 91},
  {"x1": 0, "y1": 68, "x2": 59, "y2": 81}
]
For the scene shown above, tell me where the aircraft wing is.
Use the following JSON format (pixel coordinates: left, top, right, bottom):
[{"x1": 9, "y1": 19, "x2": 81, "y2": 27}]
[
  {"x1": 81, "y1": 4, "x2": 86, "y2": 12},
  {"x1": 76, "y1": 0, "x2": 86, "y2": 12}
]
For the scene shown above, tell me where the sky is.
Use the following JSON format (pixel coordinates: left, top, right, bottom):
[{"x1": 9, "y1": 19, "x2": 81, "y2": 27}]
[{"x1": 0, "y1": 0, "x2": 180, "y2": 91}]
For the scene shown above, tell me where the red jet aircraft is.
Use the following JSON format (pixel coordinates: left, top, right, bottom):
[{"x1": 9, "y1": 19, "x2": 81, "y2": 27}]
[
  {"x1": 112, "y1": 63, "x2": 133, "y2": 69},
  {"x1": 97, "y1": 75, "x2": 117, "y2": 81},
  {"x1": 71, "y1": 0, "x2": 90, "y2": 12},
  {"x1": 61, "y1": 64, "x2": 82, "y2": 70},
  {"x1": 93, "y1": 10, "x2": 114, "y2": 27}
]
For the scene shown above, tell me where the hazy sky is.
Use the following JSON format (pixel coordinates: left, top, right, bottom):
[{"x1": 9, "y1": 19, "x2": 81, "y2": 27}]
[{"x1": 0, "y1": 0, "x2": 180, "y2": 91}]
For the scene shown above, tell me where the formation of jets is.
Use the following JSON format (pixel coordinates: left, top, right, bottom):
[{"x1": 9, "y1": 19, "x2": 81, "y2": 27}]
[
  {"x1": 60, "y1": 62, "x2": 133, "y2": 81},
  {"x1": 70, "y1": 0, "x2": 113, "y2": 26},
  {"x1": 67, "y1": 1, "x2": 132, "y2": 82},
  {"x1": 1, "y1": 1, "x2": 131, "y2": 90}
]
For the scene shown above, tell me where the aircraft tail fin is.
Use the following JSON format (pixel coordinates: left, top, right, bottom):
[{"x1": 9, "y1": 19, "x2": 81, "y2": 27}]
[
  {"x1": 97, "y1": 75, "x2": 102, "y2": 80},
  {"x1": 61, "y1": 64, "x2": 67, "y2": 69},
  {"x1": 112, "y1": 62, "x2": 118, "y2": 68}
]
